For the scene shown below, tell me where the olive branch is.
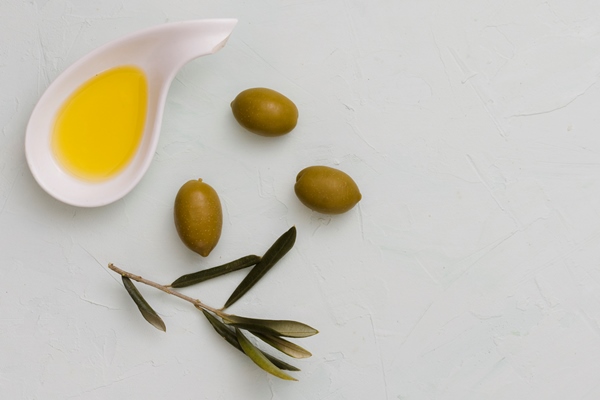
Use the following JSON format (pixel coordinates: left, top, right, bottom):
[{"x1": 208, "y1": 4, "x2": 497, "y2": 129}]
[{"x1": 108, "y1": 226, "x2": 317, "y2": 381}]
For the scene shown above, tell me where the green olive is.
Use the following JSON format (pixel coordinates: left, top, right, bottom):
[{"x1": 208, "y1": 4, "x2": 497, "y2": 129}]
[
  {"x1": 174, "y1": 179, "x2": 223, "y2": 257},
  {"x1": 294, "y1": 166, "x2": 362, "y2": 214},
  {"x1": 231, "y1": 88, "x2": 298, "y2": 136}
]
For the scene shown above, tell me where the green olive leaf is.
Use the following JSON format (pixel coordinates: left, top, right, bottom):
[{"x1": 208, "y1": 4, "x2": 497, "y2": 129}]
[
  {"x1": 253, "y1": 332, "x2": 312, "y2": 359},
  {"x1": 200, "y1": 308, "x2": 299, "y2": 371},
  {"x1": 236, "y1": 328, "x2": 298, "y2": 381},
  {"x1": 121, "y1": 276, "x2": 166, "y2": 332},
  {"x1": 171, "y1": 255, "x2": 261, "y2": 288},
  {"x1": 222, "y1": 314, "x2": 318, "y2": 338},
  {"x1": 224, "y1": 226, "x2": 296, "y2": 309}
]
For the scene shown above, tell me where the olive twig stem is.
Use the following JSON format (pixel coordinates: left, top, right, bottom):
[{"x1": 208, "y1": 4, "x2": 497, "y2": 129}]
[{"x1": 108, "y1": 263, "x2": 226, "y2": 317}]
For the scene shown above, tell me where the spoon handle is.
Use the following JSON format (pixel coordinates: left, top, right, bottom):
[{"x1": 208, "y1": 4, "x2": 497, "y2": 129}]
[{"x1": 148, "y1": 19, "x2": 238, "y2": 76}]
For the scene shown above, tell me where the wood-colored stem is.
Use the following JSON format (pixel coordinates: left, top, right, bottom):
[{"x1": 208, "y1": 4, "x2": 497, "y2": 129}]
[{"x1": 108, "y1": 263, "x2": 226, "y2": 317}]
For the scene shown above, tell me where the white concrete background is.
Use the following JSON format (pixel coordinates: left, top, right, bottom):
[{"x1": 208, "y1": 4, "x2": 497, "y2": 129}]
[{"x1": 2, "y1": 0, "x2": 600, "y2": 399}]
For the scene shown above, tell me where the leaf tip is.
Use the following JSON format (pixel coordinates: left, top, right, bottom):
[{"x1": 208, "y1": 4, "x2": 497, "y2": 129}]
[{"x1": 235, "y1": 328, "x2": 298, "y2": 381}]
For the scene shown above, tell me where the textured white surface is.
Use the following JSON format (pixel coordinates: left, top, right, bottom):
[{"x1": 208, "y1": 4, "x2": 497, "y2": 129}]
[{"x1": 3, "y1": 0, "x2": 600, "y2": 399}]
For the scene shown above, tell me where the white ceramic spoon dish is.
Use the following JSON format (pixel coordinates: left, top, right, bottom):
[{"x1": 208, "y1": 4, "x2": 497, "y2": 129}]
[{"x1": 25, "y1": 19, "x2": 237, "y2": 207}]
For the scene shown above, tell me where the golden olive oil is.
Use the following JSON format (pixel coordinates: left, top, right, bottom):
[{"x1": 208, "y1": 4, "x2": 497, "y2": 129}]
[{"x1": 52, "y1": 66, "x2": 148, "y2": 181}]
